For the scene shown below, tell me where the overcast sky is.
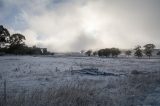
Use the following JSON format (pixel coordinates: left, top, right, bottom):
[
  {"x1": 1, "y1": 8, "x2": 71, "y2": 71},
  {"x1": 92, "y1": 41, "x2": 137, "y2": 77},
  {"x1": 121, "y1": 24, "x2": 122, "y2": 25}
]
[{"x1": 0, "y1": 0, "x2": 160, "y2": 52}]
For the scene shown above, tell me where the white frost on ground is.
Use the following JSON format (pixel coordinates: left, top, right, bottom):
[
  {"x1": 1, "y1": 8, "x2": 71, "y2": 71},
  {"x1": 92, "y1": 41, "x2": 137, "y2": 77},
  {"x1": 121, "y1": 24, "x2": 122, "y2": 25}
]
[{"x1": 0, "y1": 56, "x2": 160, "y2": 93}]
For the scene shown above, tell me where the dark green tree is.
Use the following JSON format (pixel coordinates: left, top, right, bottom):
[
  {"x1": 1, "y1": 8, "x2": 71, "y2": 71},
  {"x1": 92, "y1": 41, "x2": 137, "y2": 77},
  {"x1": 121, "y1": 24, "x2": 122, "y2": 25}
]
[
  {"x1": 10, "y1": 33, "x2": 26, "y2": 46},
  {"x1": 110, "y1": 48, "x2": 121, "y2": 57},
  {"x1": 98, "y1": 49, "x2": 103, "y2": 57},
  {"x1": 0, "y1": 25, "x2": 52, "y2": 55},
  {"x1": 8, "y1": 33, "x2": 26, "y2": 55},
  {"x1": 134, "y1": 45, "x2": 143, "y2": 58},
  {"x1": 104, "y1": 48, "x2": 111, "y2": 57},
  {"x1": 144, "y1": 44, "x2": 155, "y2": 59},
  {"x1": 0, "y1": 25, "x2": 10, "y2": 48}
]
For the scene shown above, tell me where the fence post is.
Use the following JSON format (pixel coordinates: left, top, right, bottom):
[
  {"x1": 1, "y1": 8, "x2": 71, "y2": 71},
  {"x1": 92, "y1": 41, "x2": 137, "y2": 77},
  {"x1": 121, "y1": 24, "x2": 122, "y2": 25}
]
[{"x1": 4, "y1": 80, "x2": 7, "y2": 106}]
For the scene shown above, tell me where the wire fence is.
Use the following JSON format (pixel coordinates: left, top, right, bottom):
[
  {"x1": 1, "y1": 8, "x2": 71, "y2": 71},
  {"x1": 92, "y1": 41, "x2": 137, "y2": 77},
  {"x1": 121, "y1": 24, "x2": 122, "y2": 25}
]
[
  {"x1": 0, "y1": 79, "x2": 41, "y2": 106},
  {"x1": 0, "y1": 79, "x2": 37, "y2": 96},
  {"x1": 0, "y1": 80, "x2": 6, "y2": 106}
]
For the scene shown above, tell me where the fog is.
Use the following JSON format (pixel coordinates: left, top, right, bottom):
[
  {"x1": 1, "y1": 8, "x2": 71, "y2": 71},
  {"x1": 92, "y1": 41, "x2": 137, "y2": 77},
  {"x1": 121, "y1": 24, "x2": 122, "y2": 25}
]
[{"x1": 0, "y1": 0, "x2": 160, "y2": 52}]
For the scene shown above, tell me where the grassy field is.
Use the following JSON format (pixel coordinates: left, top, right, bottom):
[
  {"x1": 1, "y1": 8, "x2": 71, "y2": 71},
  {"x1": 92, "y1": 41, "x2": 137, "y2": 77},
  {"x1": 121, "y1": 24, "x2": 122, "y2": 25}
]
[{"x1": 0, "y1": 56, "x2": 160, "y2": 106}]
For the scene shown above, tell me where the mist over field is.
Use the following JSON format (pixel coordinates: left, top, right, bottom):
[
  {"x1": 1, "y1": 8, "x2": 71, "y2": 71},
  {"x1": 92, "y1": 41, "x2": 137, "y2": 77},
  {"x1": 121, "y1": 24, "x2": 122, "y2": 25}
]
[
  {"x1": 1, "y1": 0, "x2": 160, "y2": 106},
  {"x1": 1, "y1": 0, "x2": 160, "y2": 52}
]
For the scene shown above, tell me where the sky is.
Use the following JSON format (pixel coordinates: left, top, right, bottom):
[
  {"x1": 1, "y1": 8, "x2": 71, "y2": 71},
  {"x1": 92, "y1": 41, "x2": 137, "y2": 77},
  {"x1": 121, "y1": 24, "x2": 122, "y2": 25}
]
[{"x1": 0, "y1": 0, "x2": 160, "y2": 52}]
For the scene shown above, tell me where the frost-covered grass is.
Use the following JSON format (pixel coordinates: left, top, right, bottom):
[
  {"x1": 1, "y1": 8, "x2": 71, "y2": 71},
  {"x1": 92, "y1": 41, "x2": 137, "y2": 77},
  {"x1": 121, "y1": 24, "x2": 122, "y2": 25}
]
[
  {"x1": 0, "y1": 56, "x2": 160, "y2": 106},
  {"x1": 1, "y1": 71, "x2": 160, "y2": 106}
]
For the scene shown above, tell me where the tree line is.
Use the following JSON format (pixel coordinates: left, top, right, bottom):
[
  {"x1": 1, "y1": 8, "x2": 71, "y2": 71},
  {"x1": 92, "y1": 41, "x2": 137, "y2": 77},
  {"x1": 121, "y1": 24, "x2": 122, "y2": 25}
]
[
  {"x1": 85, "y1": 44, "x2": 160, "y2": 59},
  {"x1": 0, "y1": 25, "x2": 54, "y2": 55},
  {"x1": 85, "y1": 48, "x2": 121, "y2": 58},
  {"x1": 1, "y1": 25, "x2": 160, "y2": 58}
]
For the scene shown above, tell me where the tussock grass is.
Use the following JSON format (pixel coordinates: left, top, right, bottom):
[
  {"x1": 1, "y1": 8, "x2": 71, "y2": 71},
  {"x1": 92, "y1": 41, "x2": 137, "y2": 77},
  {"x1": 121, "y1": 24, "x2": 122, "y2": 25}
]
[{"x1": 0, "y1": 71, "x2": 160, "y2": 106}]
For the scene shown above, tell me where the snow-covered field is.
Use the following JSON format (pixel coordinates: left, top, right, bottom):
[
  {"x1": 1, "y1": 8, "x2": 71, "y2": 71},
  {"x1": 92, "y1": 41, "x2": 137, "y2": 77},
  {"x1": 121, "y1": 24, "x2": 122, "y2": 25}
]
[
  {"x1": 0, "y1": 56, "x2": 160, "y2": 106},
  {"x1": 0, "y1": 56, "x2": 160, "y2": 91}
]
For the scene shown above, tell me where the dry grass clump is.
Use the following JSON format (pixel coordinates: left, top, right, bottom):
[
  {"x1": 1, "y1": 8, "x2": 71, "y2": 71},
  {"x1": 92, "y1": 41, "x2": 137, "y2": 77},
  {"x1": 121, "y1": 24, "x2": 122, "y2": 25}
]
[
  {"x1": 111, "y1": 70, "x2": 160, "y2": 106},
  {"x1": 0, "y1": 71, "x2": 160, "y2": 106},
  {"x1": 0, "y1": 81, "x2": 112, "y2": 106}
]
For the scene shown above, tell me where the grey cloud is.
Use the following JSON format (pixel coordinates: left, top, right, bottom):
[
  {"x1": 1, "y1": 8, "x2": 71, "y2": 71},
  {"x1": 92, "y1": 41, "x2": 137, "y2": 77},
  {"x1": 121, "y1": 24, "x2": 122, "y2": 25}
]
[
  {"x1": 0, "y1": 0, "x2": 160, "y2": 52},
  {"x1": 0, "y1": 0, "x2": 3, "y2": 8}
]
